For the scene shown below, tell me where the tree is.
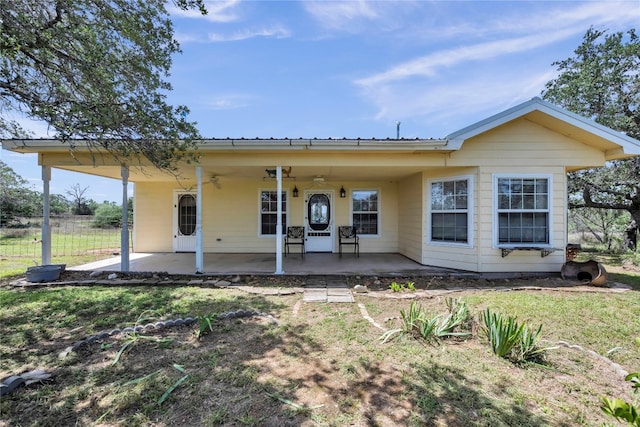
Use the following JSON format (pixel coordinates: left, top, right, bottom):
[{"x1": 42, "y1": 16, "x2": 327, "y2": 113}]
[
  {"x1": 542, "y1": 28, "x2": 640, "y2": 250},
  {"x1": 49, "y1": 194, "x2": 71, "y2": 215},
  {"x1": 93, "y1": 200, "x2": 133, "y2": 228},
  {"x1": 1, "y1": 0, "x2": 206, "y2": 172},
  {"x1": 0, "y1": 160, "x2": 41, "y2": 225},
  {"x1": 65, "y1": 183, "x2": 93, "y2": 215}
]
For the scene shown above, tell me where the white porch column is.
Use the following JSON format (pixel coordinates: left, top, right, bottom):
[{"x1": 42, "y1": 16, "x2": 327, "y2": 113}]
[
  {"x1": 120, "y1": 165, "x2": 130, "y2": 272},
  {"x1": 275, "y1": 165, "x2": 284, "y2": 274},
  {"x1": 41, "y1": 166, "x2": 51, "y2": 265},
  {"x1": 195, "y1": 166, "x2": 204, "y2": 274}
]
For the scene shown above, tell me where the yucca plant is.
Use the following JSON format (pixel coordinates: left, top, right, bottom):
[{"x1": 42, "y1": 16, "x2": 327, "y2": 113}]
[
  {"x1": 481, "y1": 308, "x2": 524, "y2": 359},
  {"x1": 380, "y1": 300, "x2": 472, "y2": 343},
  {"x1": 380, "y1": 301, "x2": 428, "y2": 343},
  {"x1": 401, "y1": 300, "x2": 427, "y2": 339},
  {"x1": 514, "y1": 323, "x2": 557, "y2": 363},
  {"x1": 418, "y1": 315, "x2": 441, "y2": 341}
]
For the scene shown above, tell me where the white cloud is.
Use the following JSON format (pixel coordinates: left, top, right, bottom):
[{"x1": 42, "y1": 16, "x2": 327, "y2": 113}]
[
  {"x1": 303, "y1": 0, "x2": 416, "y2": 32},
  {"x1": 304, "y1": 0, "x2": 377, "y2": 24},
  {"x1": 355, "y1": 27, "x2": 579, "y2": 88},
  {"x1": 168, "y1": 0, "x2": 241, "y2": 23},
  {"x1": 357, "y1": 63, "x2": 560, "y2": 136},
  {"x1": 207, "y1": 24, "x2": 291, "y2": 42},
  {"x1": 352, "y1": 1, "x2": 639, "y2": 125},
  {"x1": 204, "y1": 94, "x2": 256, "y2": 110},
  {"x1": 401, "y1": 1, "x2": 639, "y2": 44}
]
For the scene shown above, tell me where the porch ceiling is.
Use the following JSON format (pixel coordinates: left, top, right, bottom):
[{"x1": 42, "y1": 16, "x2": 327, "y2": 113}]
[{"x1": 54, "y1": 164, "x2": 438, "y2": 183}]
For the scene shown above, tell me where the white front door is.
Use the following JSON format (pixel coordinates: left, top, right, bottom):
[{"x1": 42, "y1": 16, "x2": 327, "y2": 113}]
[
  {"x1": 173, "y1": 192, "x2": 197, "y2": 252},
  {"x1": 305, "y1": 190, "x2": 334, "y2": 252}
]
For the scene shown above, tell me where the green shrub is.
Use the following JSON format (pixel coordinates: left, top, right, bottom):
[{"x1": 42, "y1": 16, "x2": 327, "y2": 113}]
[
  {"x1": 389, "y1": 281, "x2": 416, "y2": 292},
  {"x1": 601, "y1": 372, "x2": 640, "y2": 426},
  {"x1": 92, "y1": 203, "x2": 132, "y2": 228}
]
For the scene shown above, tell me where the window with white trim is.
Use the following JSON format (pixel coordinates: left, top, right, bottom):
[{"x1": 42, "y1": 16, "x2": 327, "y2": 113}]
[
  {"x1": 352, "y1": 190, "x2": 378, "y2": 235},
  {"x1": 496, "y1": 177, "x2": 549, "y2": 245},
  {"x1": 430, "y1": 178, "x2": 469, "y2": 244},
  {"x1": 260, "y1": 190, "x2": 287, "y2": 235}
]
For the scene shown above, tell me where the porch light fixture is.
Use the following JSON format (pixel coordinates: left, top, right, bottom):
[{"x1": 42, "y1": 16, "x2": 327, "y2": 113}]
[
  {"x1": 340, "y1": 186, "x2": 346, "y2": 198},
  {"x1": 293, "y1": 186, "x2": 299, "y2": 197}
]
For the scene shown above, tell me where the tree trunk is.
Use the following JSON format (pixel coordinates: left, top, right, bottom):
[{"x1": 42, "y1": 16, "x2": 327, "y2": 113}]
[{"x1": 624, "y1": 220, "x2": 638, "y2": 251}]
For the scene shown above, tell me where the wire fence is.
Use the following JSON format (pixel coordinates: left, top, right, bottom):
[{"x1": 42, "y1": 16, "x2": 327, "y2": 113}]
[{"x1": 0, "y1": 216, "x2": 132, "y2": 258}]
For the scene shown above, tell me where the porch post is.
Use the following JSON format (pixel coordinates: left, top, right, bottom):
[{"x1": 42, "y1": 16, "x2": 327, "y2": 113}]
[
  {"x1": 120, "y1": 165, "x2": 130, "y2": 272},
  {"x1": 41, "y1": 166, "x2": 51, "y2": 265},
  {"x1": 275, "y1": 166, "x2": 284, "y2": 274},
  {"x1": 195, "y1": 166, "x2": 204, "y2": 274}
]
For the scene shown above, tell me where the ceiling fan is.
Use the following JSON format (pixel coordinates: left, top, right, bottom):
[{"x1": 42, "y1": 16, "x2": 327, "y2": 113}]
[{"x1": 209, "y1": 176, "x2": 221, "y2": 189}]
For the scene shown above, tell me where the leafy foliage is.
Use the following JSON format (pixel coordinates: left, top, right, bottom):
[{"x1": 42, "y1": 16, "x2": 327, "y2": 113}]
[
  {"x1": 0, "y1": 0, "x2": 205, "y2": 171},
  {"x1": 92, "y1": 201, "x2": 133, "y2": 228},
  {"x1": 542, "y1": 28, "x2": 640, "y2": 250},
  {"x1": 601, "y1": 372, "x2": 640, "y2": 426},
  {"x1": 389, "y1": 281, "x2": 416, "y2": 292},
  {"x1": 196, "y1": 313, "x2": 217, "y2": 340},
  {"x1": 0, "y1": 160, "x2": 41, "y2": 225}
]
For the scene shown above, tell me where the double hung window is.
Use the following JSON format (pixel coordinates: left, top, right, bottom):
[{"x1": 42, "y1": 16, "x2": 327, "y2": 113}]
[
  {"x1": 260, "y1": 190, "x2": 287, "y2": 235},
  {"x1": 496, "y1": 177, "x2": 550, "y2": 245},
  {"x1": 430, "y1": 178, "x2": 470, "y2": 244},
  {"x1": 352, "y1": 190, "x2": 379, "y2": 235}
]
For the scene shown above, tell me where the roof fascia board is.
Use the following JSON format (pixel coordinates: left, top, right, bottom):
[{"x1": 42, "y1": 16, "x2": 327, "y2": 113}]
[
  {"x1": 446, "y1": 97, "x2": 640, "y2": 154},
  {"x1": 4, "y1": 138, "x2": 450, "y2": 153}
]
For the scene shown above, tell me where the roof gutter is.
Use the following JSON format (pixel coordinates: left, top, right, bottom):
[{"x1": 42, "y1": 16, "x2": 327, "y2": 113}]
[{"x1": 2, "y1": 138, "x2": 452, "y2": 153}]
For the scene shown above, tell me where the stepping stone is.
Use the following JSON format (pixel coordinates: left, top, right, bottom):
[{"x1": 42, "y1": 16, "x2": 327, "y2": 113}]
[{"x1": 327, "y1": 294, "x2": 354, "y2": 303}]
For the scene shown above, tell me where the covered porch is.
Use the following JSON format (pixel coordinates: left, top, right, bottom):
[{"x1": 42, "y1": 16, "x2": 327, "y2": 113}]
[{"x1": 70, "y1": 252, "x2": 468, "y2": 277}]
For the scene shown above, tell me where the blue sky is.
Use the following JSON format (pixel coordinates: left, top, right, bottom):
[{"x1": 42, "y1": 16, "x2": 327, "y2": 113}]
[{"x1": 2, "y1": 0, "x2": 638, "y2": 202}]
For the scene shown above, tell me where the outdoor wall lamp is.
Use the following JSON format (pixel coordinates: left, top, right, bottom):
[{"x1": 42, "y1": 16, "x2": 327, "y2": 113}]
[
  {"x1": 340, "y1": 186, "x2": 346, "y2": 198},
  {"x1": 293, "y1": 186, "x2": 299, "y2": 197}
]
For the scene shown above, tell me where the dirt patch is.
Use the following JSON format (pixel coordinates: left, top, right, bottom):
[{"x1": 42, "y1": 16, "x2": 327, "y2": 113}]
[{"x1": 1, "y1": 271, "x2": 637, "y2": 426}]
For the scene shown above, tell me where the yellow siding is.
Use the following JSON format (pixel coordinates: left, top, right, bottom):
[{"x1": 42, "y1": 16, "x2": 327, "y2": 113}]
[
  {"x1": 475, "y1": 166, "x2": 567, "y2": 273},
  {"x1": 135, "y1": 179, "x2": 401, "y2": 254},
  {"x1": 398, "y1": 173, "x2": 423, "y2": 262},
  {"x1": 422, "y1": 168, "x2": 480, "y2": 271},
  {"x1": 129, "y1": 117, "x2": 599, "y2": 271},
  {"x1": 133, "y1": 183, "x2": 174, "y2": 252},
  {"x1": 448, "y1": 119, "x2": 606, "y2": 168}
]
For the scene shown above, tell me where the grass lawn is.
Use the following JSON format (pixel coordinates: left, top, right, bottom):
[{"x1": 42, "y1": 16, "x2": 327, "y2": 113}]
[
  {"x1": 1, "y1": 270, "x2": 639, "y2": 426},
  {"x1": 1, "y1": 217, "x2": 125, "y2": 278}
]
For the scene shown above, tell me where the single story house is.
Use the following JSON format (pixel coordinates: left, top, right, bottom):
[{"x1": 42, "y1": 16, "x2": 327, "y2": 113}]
[{"x1": 3, "y1": 97, "x2": 640, "y2": 274}]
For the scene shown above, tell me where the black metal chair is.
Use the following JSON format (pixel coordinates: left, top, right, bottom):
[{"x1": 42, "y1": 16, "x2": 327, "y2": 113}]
[
  {"x1": 284, "y1": 226, "x2": 305, "y2": 257},
  {"x1": 338, "y1": 226, "x2": 359, "y2": 257}
]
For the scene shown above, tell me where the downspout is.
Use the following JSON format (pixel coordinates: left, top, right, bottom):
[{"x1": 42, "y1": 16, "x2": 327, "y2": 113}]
[
  {"x1": 41, "y1": 166, "x2": 51, "y2": 265},
  {"x1": 120, "y1": 165, "x2": 130, "y2": 272},
  {"x1": 195, "y1": 166, "x2": 204, "y2": 274},
  {"x1": 275, "y1": 166, "x2": 284, "y2": 274}
]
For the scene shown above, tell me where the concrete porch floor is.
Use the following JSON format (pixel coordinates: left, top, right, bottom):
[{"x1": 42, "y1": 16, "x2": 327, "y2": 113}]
[{"x1": 71, "y1": 252, "x2": 468, "y2": 277}]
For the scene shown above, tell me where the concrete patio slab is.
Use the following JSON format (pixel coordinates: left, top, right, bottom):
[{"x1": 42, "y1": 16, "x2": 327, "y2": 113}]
[{"x1": 70, "y1": 252, "x2": 465, "y2": 277}]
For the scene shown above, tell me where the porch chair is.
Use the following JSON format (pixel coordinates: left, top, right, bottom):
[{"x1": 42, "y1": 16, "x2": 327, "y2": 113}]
[
  {"x1": 284, "y1": 226, "x2": 305, "y2": 257},
  {"x1": 338, "y1": 226, "x2": 359, "y2": 257}
]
